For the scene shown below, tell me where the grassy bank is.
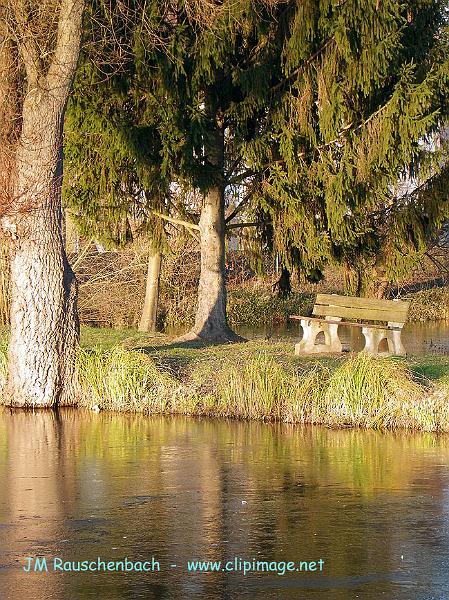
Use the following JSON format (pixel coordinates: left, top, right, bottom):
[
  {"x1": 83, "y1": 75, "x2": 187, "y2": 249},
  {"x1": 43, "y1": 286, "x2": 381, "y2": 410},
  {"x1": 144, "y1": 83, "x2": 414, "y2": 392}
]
[
  {"x1": 74, "y1": 330, "x2": 449, "y2": 432},
  {"x1": 1, "y1": 328, "x2": 449, "y2": 431}
]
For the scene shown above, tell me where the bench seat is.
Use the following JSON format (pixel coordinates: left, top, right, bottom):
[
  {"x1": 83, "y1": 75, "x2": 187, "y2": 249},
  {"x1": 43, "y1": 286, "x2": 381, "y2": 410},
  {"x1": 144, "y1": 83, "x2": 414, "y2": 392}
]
[
  {"x1": 290, "y1": 294, "x2": 410, "y2": 356},
  {"x1": 289, "y1": 315, "x2": 404, "y2": 330}
]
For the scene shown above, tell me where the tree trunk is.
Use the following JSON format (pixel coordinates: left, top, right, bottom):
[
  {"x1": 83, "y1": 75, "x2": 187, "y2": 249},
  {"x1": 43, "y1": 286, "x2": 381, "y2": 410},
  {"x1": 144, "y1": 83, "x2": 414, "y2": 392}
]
[
  {"x1": 0, "y1": 0, "x2": 84, "y2": 407},
  {"x1": 375, "y1": 280, "x2": 389, "y2": 299},
  {"x1": 192, "y1": 185, "x2": 239, "y2": 341},
  {"x1": 139, "y1": 249, "x2": 162, "y2": 333},
  {"x1": 5, "y1": 94, "x2": 79, "y2": 407},
  {"x1": 179, "y1": 125, "x2": 241, "y2": 343},
  {"x1": 0, "y1": 7, "x2": 19, "y2": 217}
]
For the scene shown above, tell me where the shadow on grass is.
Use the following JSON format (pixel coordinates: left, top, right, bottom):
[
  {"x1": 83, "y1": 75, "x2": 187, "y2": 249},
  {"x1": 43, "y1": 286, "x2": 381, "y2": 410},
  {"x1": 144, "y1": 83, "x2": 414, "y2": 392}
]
[{"x1": 136, "y1": 337, "x2": 243, "y2": 379}]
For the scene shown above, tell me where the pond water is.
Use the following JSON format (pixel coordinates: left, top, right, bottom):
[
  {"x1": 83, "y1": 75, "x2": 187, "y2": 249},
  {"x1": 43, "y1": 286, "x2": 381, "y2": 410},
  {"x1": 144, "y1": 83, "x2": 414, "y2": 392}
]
[
  {"x1": 236, "y1": 321, "x2": 449, "y2": 355},
  {"x1": 0, "y1": 411, "x2": 448, "y2": 599}
]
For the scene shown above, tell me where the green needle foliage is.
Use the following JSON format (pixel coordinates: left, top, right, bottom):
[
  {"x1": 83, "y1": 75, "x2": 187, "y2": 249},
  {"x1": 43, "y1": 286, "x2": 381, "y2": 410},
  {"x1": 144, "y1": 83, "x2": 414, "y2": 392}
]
[
  {"x1": 66, "y1": 1, "x2": 290, "y2": 219},
  {"x1": 64, "y1": 0, "x2": 169, "y2": 248},
  {"x1": 253, "y1": 0, "x2": 449, "y2": 286},
  {"x1": 65, "y1": 1, "x2": 449, "y2": 293}
]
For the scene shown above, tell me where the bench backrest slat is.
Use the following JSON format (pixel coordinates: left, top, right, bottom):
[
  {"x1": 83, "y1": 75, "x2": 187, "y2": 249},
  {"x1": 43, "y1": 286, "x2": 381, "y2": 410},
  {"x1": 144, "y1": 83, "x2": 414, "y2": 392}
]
[{"x1": 313, "y1": 294, "x2": 410, "y2": 323}]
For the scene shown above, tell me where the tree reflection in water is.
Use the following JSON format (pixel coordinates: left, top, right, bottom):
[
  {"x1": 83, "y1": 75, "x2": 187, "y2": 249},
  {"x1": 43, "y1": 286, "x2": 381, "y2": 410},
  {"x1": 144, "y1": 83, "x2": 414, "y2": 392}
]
[{"x1": 0, "y1": 410, "x2": 448, "y2": 599}]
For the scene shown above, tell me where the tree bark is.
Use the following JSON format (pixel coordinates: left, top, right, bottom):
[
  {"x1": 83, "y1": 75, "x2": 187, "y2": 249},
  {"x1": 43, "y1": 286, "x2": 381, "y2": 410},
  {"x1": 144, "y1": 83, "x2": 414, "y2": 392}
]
[
  {"x1": 0, "y1": 6, "x2": 19, "y2": 215},
  {"x1": 5, "y1": 93, "x2": 79, "y2": 407},
  {"x1": 179, "y1": 125, "x2": 242, "y2": 343},
  {"x1": 139, "y1": 248, "x2": 162, "y2": 333},
  {"x1": 0, "y1": 0, "x2": 84, "y2": 407}
]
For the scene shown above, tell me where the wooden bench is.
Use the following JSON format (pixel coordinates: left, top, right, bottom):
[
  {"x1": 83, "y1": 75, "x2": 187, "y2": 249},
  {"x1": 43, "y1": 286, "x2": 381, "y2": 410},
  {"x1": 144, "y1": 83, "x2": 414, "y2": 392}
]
[{"x1": 290, "y1": 294, "x2": 410, "y2": 356}]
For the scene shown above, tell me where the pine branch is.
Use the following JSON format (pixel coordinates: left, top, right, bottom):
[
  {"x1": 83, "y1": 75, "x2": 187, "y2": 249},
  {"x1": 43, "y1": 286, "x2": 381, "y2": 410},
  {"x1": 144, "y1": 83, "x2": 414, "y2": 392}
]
[
  {"x1": 226, "y1": 221, "x2": 267, "y2": 230},
  {"x1": 224, "y1": 156, "x2": 243, "y2": 181},
  {"x1": 425, "y1": 251, "x2": 449, "y2": 276},
  {"x1": 225, "y1": 184, "x2": 259, "y2": 223},
  {"x1": 316, "y1": 102, "x2": 389, "y2": 152},
  {"x1": 227, "y1": 169, "x2": 256, "y2": 185},
  {"x1": 227, "y1": 159, "x2": 287, "y2": 187},
  {"x1": 271, "y1": 38, "x2": 334, "y2": 94}
]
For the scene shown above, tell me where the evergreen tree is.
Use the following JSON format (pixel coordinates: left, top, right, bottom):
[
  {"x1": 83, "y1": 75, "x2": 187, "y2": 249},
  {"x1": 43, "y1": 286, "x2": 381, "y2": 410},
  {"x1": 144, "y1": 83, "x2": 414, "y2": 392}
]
[
  {"x1": 252, "y1": 0, "x2": 449, "y2": 294},
  {"x1": 146, "y1": 3, "x2": 289, "y2": 341},
  {"x1": 66, "y1": 0, "x2": 287, "y2": 342},
  {"x1": 66, "y1": 0, "x2": 449, "y2": 345},
  {"x1": 64, "y1": 0, "x2": 173, "y2": 333}
]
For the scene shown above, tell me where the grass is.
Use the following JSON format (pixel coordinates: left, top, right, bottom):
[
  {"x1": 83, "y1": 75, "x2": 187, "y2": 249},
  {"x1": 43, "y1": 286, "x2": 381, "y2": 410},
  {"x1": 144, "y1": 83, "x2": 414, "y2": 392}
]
[
  {"x1": 76, "y1": 346, "x2": 181, "y2": 412},
  {"x1": 1, "y1": 326, "x2": 449, "y2": 431},
  {"x1": 80, "y1": 326, "x2": 149, "y2": 349},
  {"x1": 74, "y1": 329, "x2": 449, "y2": 432}
]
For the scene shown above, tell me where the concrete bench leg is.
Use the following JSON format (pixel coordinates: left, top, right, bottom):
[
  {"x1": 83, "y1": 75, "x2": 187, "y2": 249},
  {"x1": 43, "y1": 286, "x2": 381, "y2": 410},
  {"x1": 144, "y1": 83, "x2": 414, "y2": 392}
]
[
  {"x1": 362, "y1": 326, "x2": 406, "y2": 356},
  {"x1": 362, "y1": 327, "x2": 385, "y2": 355},
  {"x1": 388, "y1": 327, "x2": 406, "y2": 356},
  {"x1": 295, "y1": 318, "x2": 342, "y2": 355}
]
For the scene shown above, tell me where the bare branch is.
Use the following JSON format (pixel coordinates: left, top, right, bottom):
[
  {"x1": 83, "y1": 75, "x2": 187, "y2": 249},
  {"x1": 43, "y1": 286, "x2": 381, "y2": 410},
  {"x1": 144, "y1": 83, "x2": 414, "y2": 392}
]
[
  {"x1": 225, "y1": 183, "x2": 259, "y2": 223},
  {"x1": 9, "y1": 0, "x2": 41, "y2": 86},
  {"x1": 152, "y1": 210, "x2": 200, "y2": 231},
  {"x1": 227, "y1": 168, "x2": 256, "y2": 185},
  {"x1": 226, "y1": 221, "x2": 266, "y2": 230}
]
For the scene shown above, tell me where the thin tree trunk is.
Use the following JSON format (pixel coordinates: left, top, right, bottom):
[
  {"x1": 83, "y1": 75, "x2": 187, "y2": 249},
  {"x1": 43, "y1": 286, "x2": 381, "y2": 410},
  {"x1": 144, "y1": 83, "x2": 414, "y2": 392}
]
[
  {"x1": 375, "y1": 280, "x2": 389, "y2": 299},
  {"x1": 0, "y1": 0, "x2": 84, "y2": 407},
  {"x1": 139, "y1": 249, "x2": 161, "y2": 333}
]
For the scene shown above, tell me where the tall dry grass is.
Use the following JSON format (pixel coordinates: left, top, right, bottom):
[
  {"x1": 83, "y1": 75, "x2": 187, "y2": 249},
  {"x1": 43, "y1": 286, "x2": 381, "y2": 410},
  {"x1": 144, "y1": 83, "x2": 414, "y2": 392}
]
[
  {"x1": 76, "y1": 346, "x2": 181, "y2": 412},
  {"x1": 74, "y1": 347, "x2": 449, "y2": 432},
  {"x1": 1, "y1": 331, "x2": 448, "y2": 431}
]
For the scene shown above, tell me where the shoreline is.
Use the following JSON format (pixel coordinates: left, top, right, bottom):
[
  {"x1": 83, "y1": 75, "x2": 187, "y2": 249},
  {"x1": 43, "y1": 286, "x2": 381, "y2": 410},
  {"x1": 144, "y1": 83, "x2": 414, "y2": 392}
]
[
  {"x1": 2, "y1": 331, "x2": 449, "y2": 432},
  {"x1": 58, "y1": 336, "x2": 449, "y2": 433}
]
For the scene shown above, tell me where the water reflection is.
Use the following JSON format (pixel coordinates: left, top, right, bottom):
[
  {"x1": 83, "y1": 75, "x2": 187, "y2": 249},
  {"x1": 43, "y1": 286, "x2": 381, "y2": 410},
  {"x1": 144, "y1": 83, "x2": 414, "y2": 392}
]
[
  {"x1": 0, "y1": 410, "x2": 448, "y2": 599},
  {"x1": 236, "y1": 321, "x2": 449, "y2": 354}
]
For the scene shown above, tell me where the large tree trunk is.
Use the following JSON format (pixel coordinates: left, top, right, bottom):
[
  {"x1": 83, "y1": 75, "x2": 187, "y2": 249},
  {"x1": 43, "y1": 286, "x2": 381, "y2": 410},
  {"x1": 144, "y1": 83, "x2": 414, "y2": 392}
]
[
  {"x1": 139, "y1": 248, "x2": 161, "y2": 333},
  {"x1": 191, "y1": 186, "x2": 241, "y2": 342},
  {"x1": 0, "y1": 0, "x2": 84, "y2": 407},
  {"x1": 179, "y1": 125, "x2": 241, "y2": 343},
  {"x1": 5, "y1": 94, "x2": 79, "y2": 407}
]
